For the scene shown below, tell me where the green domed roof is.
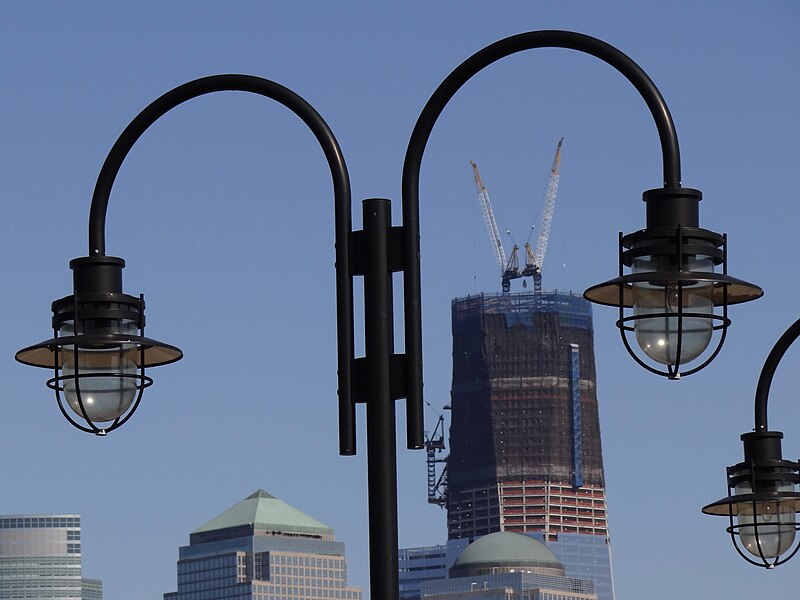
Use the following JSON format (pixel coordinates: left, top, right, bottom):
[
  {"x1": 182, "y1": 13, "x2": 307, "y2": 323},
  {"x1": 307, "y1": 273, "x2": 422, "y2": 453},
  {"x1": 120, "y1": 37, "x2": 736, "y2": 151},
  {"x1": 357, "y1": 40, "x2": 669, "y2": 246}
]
[{"x1": 451, "y1": 532, "x2": 563, "y2": 575}]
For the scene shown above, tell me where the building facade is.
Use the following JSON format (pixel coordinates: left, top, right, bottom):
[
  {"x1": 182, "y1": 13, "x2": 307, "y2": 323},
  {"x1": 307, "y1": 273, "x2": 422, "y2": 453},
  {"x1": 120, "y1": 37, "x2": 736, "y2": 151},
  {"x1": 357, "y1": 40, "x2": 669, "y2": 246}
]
[
  {"x1": 446, "y1": 292, "x2": 614, "y2": 600},
  {"x1": 0, "y1": 514, "x2": 102, "y2": 600},
  {"x1": 164, "y1": 490, "x2": 362, "y2": 600}
]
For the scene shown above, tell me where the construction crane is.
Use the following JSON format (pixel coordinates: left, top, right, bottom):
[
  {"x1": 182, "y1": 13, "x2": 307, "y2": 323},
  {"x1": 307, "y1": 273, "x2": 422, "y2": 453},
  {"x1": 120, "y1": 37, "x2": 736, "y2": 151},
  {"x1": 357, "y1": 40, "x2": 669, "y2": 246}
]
[
  {"x1": 424, "y1": 409, "x2": 449, "y2": 508},
  {"x1": 471, "y1": 138, "x2": 563, "y2": 293},
  {"x1": 470, "y1": 160, "x2": 519, "y2": 293},
  {"x1": 523, "y1": 137, "x2": 563, "y2": 292}
]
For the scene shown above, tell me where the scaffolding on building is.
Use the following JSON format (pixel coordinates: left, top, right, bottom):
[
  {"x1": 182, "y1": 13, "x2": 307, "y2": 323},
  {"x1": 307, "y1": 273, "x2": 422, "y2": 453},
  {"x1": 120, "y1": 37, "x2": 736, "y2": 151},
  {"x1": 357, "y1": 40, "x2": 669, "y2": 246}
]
[{"x1": 447, "y1": 289, "x2": 606, "y2": 540}]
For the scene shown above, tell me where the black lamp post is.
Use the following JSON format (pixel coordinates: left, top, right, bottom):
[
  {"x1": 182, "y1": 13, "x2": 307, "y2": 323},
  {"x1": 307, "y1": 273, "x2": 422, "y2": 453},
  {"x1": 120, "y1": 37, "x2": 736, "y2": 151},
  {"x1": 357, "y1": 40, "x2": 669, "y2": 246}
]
[
  {"x1": 16, "y1": 31, "x2": 762, "y2": 599},
  {"x1": 703, "y1": 319, "x2": 800, "y2": 568}
]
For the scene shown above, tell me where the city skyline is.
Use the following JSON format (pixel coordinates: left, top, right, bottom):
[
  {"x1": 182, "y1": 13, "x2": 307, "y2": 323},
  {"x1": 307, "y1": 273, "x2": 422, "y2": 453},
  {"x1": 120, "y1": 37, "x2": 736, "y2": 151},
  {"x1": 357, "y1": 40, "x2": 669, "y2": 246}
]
[{"x1": 0, "y1": 3, "x2": 798, "y2": 600}]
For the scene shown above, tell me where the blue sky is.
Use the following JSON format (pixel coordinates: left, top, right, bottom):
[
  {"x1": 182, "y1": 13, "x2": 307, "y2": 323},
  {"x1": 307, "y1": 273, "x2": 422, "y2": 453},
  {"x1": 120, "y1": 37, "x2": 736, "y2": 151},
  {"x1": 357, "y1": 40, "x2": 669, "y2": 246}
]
[{"x1": 1, "y1": 2, "x2": 799, "y2": 599}]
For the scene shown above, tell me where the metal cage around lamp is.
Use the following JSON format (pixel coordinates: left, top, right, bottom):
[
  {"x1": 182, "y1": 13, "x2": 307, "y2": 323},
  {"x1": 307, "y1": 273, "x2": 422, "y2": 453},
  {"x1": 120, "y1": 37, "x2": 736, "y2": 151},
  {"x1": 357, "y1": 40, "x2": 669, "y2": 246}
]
[{"x1": 15, "y1": 256, "x2": 182, "y2": 435}]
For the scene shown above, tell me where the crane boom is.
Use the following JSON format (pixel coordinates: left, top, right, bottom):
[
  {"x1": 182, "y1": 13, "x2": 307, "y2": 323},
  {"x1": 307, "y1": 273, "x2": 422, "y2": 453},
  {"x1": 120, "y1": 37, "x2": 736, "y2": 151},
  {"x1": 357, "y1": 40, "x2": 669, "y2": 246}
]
[
  {"x1": 531, "y1": 138, "x2": 563, "y2": 291},
  {"x1": 470, "y1": 161, "x2": 506, "y2": 274},
  {"x1": 471, "y1": 139, "x2": 562, "y2": 293}
]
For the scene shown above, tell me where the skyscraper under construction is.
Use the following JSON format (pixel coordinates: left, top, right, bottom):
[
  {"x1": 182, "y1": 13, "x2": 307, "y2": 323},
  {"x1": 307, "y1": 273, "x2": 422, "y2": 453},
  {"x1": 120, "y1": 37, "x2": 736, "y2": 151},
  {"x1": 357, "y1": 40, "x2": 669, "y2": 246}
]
[
  {"x1": 445, "y1": 290, "x2": 614, "y2": 600},
  {"x1": 400, "y1": 143, "x2": 613, "y2": 600}
]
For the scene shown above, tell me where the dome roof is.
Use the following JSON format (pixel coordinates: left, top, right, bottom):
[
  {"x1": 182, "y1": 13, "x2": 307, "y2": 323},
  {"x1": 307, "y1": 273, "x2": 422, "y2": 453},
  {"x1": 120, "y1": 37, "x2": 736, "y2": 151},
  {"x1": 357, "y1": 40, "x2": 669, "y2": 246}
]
[{"x1": 450, "y1": 532, "x2": 564, "y2": 577}]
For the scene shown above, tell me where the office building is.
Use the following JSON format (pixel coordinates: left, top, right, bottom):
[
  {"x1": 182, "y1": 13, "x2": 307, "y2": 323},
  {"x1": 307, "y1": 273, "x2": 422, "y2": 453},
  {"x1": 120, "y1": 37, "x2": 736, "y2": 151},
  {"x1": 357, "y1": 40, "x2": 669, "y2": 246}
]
[
  {"x1": 420, "y1": 531, "x2": 596, "y2": 599},
  {"x1": 164, "y1": 489, "x2": 362, "y2": 600},
  {"x1": 446, "y1": 291, "x2": 614, "y2": 600},
  {"x1": 399, "y1": 540, "x2": 468, "y2": 600},
  {"x1": 0, "y1": 514, "x2": 102, "y2": 600}
]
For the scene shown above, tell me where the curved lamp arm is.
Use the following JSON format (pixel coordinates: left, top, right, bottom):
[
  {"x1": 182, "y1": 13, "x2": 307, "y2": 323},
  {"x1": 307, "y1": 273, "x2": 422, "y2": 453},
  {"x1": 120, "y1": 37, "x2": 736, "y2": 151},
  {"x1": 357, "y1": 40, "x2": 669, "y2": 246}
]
[
  {"x1": 754, "y1": 318, "x2": 800, "y2": 432},
  {"x1": 88, "y1": 75, "x2": 351, "y2": 256},
  {"x1": 400, "y1": 30, "x2": 683, "y2": 405},
  {"x1": 85, "y1": 74, "x2": 357, "y2": 453}
]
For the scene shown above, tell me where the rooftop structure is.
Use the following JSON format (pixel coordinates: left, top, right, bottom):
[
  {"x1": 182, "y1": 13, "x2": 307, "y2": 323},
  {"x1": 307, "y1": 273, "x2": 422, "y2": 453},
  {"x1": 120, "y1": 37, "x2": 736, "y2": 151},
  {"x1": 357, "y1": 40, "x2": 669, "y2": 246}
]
[
  {"x1": 421, "y1": 531, "x2": 597, "y2": 599},
  {"x1": 192, "y1": 489, "x2": 333, "y2": 538},
  {"x1": 164, "y1": 490, "x2": 362, "y2": 600},
  {"x1": 449, "y1": 531, "x2": 563, "y2": 577}
]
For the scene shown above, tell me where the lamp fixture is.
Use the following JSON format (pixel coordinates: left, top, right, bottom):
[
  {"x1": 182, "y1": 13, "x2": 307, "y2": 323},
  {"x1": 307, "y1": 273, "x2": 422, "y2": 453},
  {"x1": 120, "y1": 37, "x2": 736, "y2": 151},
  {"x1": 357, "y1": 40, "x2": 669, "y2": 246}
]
[
  {"x1": 15, "y1": 256, "x2": 182, "y2": 435},
  {"x1": 583, "y1": 188, "x2": 762, "y2": 379},
  {"x1": 703, "y1": 318, "x2": 800, "y2": 567}
]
